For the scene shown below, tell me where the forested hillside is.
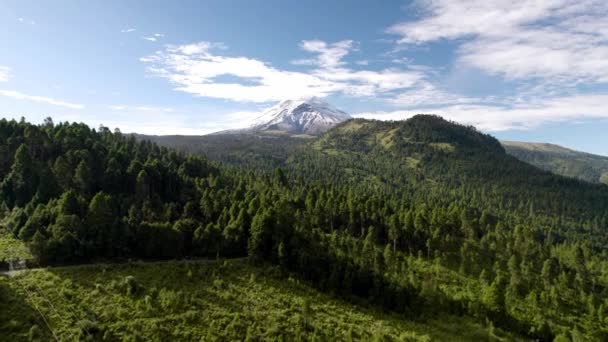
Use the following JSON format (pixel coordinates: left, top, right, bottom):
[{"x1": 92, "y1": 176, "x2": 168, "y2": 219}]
[
  {"x1": 137, "y1": 133, "x2": 309, "y2": 170},
  {"x1": 503, "y1": 141, "x2": 608, "y2": 185},
  {"x1": 287, "y1": 117, "x2": 608, "y2": 246},
  {"x1": 1, "y1": 116, "x2": 607, "y2": 340}
]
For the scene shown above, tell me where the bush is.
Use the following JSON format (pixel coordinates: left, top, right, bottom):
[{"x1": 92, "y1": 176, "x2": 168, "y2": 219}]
[
  {"x1": 553, "y1": 333, "x2": 570, "y2": 342},
  {"x1": 28, "y1": 324, "x2": 42, "y2": 341},
  {"x1": 124, "y1": 275, "x2": 138, "y2": 296},
  {"x1": 76, "y1": 319, "x2": 99, "y2": 336},
  {"x1": 213, "y1": 278, "x2": 225, "y2": 290}
]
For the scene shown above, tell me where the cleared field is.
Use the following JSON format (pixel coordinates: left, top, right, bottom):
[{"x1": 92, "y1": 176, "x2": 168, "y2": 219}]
[{"x1": 0, "y1": 259, "x2": 521, "y2": 341}]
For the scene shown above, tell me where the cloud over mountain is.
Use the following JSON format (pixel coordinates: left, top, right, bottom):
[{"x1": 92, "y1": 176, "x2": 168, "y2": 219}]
[{"x1": 140, "y1": 40, "x2": 424, "y2": 103}]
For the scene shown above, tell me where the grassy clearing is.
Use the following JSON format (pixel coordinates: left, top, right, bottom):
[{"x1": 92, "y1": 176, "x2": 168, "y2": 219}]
[
  {"x1": 0, "y1": 259, "x2": 522, "y2": 341},
  {"x1": 336, "y1": 121, "x2": 367, "y2": 134},
  {"x1": 429, "y1": 143, "x2": 455, "y2": 153}
]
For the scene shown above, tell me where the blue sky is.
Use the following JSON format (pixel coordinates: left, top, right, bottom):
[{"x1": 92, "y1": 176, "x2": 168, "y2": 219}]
[{"x1": 1, "y1": 0, "x2": 608, "y2": 155}]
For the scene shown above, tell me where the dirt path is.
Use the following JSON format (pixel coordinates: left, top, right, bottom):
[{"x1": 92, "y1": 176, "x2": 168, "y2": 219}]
[{"x1": 0, "y1": 257, "x2": 248, "y2": 277}]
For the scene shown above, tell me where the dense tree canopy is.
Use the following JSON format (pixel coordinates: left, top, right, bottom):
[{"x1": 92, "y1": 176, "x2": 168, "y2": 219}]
[{"x1": 1, "y1": 116, "x2": 607, "y2": 340}]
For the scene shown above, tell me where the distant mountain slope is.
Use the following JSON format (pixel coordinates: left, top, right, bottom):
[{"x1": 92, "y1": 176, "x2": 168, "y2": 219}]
[
  {"x1": 136, "y1": 133, "x2": 310, "y2": 169},
  {"x1": 502, "y1": 141, "x2": 608, "y2": 184}
]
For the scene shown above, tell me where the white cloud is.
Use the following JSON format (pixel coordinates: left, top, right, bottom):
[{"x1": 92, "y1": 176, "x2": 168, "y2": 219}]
[
  {"x1": 388, "y1": 81, "x2": 477, "y2": 107},
  {"x1": 355, "y1": 93, "x2": 608, "y2": 131},
  {"x1": 388, "y1": 0, "x2": 608, "y2": 84},
  {"x1": 121, "y1": 28, "x2": 136, "y2": 33},
  {"x1": 291, "y1": 40, "x2": 356, "y2": 68},
  {"x1": 319, "y1": 68, "x2": 423, "y2": 97},
  {"x1": 292, "y1": 40, "x2": 424, "y2": 96},
  {"x1": 0, "y1": 90, "x2": 84, "y2": 109},
  {"x1": 141, "y1": 42, "x2": 344, "y2": 102},
  {"x1": 141, "y1": 40, "x2": 425, "y2": 103},
  {"x1": 0, "y1": 67, "x2": 10, "y2": 82},
  {"x1": 141, "y1": 33, "x2": 164, "y2": 41},
  {"x1": 170, "y1": 42, "x2": 227, "y2": 55},
  {"x1": 374, "y1": 0, "x2": 608, "y2": 131}
]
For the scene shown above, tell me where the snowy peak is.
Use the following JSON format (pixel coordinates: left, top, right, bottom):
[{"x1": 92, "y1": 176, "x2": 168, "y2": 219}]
[{"x1": 251, "y1": 97, "x2": 351, "y2": 135}]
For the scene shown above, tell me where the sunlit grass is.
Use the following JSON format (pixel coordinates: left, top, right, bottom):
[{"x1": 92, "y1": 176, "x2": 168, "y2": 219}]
[{"x1": 1, "y1": 259, "x2": 525, "y2": 341}]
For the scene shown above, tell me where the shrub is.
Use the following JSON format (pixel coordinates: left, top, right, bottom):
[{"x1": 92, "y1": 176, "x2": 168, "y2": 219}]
[
  {"x1": 76, "y1": 319, "x2": 99, "y2": 336},
  {"x1": 213, "y1": 278, "x2": 225, "y2": 290},
  {"x1": 124, "y1": 275, "x2": 138, "y2": 296},
  {"x1": 28, "y1": 324, "x2": 42, "y2": 341}
]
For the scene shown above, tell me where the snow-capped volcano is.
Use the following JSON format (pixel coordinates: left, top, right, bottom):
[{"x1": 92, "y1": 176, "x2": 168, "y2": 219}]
[{"x1": 249, "y1": 97, "x2": 351, "y2": 135}]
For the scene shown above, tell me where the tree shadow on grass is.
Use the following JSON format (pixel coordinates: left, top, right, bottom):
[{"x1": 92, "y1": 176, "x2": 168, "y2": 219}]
[{"x1": 0, "y1": 276, "x2": 51, "y2": 341}]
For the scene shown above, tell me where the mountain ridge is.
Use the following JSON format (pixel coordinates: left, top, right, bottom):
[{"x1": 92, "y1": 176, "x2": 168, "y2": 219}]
[{"x1": 502, "y1": 140, "x2": 608, "y2": 184}]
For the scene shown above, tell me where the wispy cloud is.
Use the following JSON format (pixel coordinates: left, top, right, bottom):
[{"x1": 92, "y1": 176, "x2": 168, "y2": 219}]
[
  {"x1": 291, "y1": 40, "x2": 357, "y2": 68},
  {"x1": 0, "y1": 67, "x2": 10, "y2": 82},
  {"x1": 141, "y1": 41, "x2": 342, "y2": 102},
  {"x1": 375, "y1": 0, "x2": 608, "y2": 130},
  {"x1": 0, "y1": 90, "x2": 84, "y2": 109},
  {"x1": 141, "y1": 40, "x2": 425, "y2": 102},
  {"x1": 388, "y1": 81, "x2": 477, "y2": 107},
  {"x1": 121, "y1": 28, "x2": 136, "y2": 33},
  {"x1": 141, "y1": 33, "x2": 165, "y2": 42},
  {"x1": 388, "y1": 0, "x2": 608, "y2": 85},
  {"x1": 355, "y1": 94, "x2": 608, "y2": 131}
]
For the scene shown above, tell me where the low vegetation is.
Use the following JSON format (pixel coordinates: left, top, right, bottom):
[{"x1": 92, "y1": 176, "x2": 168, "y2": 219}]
[
  {"x1": 0, "y1": 230, "x2": 32, "y2": 263},
  {"x1": 1, "y1": 260, "x2": 522, "y2": 341}
]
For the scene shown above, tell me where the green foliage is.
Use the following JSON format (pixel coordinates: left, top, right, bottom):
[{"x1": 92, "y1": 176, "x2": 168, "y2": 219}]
[
  {"x1": 0, "y1": 231, "x2": 32, "y2": 262},
  {"x1": 1, "y1": 260, "x2": 523, "y2": 341},
  {"x1": 137, "y1": 132, "x2": 310, "y2": 170},
  {"x1": 123, "y1": 275, "x2": 138, "y2": 296}
]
